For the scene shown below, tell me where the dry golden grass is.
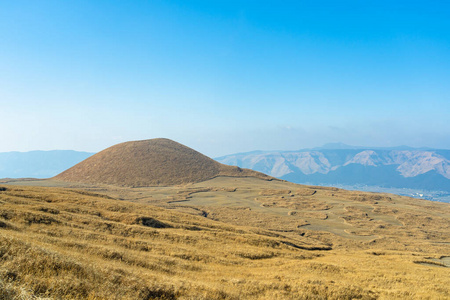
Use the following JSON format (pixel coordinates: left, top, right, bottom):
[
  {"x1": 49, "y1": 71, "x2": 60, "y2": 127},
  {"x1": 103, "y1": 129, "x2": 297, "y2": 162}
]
[{"x1": 1, "y1": 178, "x2": 450, "y2": 299}]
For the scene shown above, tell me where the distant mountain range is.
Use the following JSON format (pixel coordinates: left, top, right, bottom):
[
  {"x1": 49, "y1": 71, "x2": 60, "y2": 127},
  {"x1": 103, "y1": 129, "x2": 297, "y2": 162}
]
[
  {"x1": 216, "y1": 144, "x2": 450, "y2": 192},
  {"x1": 0, "y1": 150, "x2": 94, "y2": 178},
  {"x1": 2, "y1": 144, "x2": 450, "y2": 193}
]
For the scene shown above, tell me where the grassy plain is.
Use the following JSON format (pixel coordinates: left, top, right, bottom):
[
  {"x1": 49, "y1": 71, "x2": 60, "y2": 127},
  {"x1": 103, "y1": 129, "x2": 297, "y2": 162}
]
[{"x1": 0, "y1": 177, "x2": 449, "y2": 299}]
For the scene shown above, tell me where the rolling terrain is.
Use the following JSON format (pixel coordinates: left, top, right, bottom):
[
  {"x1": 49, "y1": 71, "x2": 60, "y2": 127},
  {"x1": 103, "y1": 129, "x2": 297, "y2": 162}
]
[{"x1": 1, "y1": 139, "x2": 449, "y2": 299}]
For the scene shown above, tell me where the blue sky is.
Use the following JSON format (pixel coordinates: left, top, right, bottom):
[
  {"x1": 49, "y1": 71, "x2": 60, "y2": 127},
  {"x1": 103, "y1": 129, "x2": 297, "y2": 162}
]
[{"x1": 1, "y1": 1, "x2": 449, "y2": 156}]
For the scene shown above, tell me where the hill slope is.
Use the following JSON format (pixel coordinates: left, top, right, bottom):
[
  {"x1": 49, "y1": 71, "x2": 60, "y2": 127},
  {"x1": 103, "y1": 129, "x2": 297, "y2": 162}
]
[
  {"x1": 54, "y1": 138, "x2": 271, "y2": 187},
  {"x1": 1, "y1": 179, "x2": 449, "y2": 299}
]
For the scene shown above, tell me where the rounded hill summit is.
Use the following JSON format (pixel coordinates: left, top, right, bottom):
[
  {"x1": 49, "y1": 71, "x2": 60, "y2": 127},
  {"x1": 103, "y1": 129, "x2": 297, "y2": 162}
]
[{"x1": 54, "y1": 138, "x2": 271, "y2": 187}]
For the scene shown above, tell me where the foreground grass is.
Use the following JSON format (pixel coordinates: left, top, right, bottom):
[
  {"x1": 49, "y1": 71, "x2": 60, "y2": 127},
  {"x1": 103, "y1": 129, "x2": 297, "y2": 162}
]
[{"x1": 0, "y1": 185, "x2": 449, "y2": 299}]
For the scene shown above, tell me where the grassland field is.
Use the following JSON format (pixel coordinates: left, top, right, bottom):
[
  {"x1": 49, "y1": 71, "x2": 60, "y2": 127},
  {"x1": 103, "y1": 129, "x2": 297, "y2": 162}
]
[{"x1": 0, "y1": 176, "x2": 449, "y2": 299}]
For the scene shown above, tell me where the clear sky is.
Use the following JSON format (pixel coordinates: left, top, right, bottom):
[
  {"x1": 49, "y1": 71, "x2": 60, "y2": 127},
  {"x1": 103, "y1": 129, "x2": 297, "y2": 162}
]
[{"x1": 1, "y1": 1, "x2": 449, "y2": 157}]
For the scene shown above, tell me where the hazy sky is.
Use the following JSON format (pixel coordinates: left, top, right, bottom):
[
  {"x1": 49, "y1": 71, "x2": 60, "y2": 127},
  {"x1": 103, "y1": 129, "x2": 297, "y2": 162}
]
[{"x1": 1, "y1": 1, "x2": 449, "y2": 157}]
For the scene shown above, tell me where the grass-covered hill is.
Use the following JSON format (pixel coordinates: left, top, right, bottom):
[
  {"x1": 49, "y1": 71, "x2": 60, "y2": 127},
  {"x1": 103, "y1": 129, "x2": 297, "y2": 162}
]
[{"x1": 54, "y1": 138, "x2": 271, "y2": 187}]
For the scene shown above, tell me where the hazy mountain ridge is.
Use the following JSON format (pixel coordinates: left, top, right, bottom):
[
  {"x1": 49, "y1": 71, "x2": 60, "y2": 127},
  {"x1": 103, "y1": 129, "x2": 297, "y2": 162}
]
[
  {"x1": 2, "y1": 146, "x2": 450, "y2": 193},
  {"x1": 216, "y1": 147, "x2": 450, "y2": 192},
  {"x1": 0, "y1": 150, "x2": 94, "y2": 179}
]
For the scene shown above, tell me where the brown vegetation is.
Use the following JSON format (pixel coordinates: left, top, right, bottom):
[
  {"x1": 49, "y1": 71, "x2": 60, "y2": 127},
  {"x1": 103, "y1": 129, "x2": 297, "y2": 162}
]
[{"x1": 1, "y1": 180, "x2": 449, "y2": 299}]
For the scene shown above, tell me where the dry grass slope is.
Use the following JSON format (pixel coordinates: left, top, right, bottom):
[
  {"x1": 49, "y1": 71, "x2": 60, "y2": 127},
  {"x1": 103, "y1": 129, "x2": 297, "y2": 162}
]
[
  {"x1": 54, "y1": 138, "x2": 271, "y2": 187},
  {"x1": 1, "y1": 184, "x2": 449, "y2": 299}
]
